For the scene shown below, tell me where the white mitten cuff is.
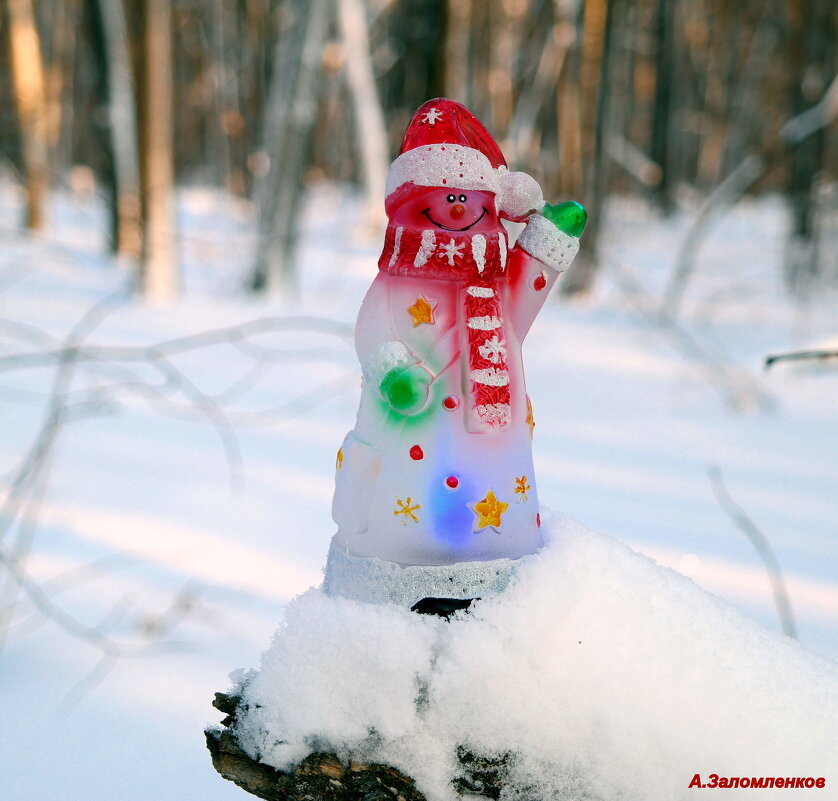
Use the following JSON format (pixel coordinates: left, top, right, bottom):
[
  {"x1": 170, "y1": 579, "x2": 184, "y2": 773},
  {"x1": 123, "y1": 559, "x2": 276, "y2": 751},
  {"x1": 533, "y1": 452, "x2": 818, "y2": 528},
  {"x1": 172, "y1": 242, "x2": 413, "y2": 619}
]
[
  {"x1": 362, "y1": 341, "x2": 415, "y2": 389},
  {"x1": 516, "y1": 213, "x2": 580, "y2": 272}
]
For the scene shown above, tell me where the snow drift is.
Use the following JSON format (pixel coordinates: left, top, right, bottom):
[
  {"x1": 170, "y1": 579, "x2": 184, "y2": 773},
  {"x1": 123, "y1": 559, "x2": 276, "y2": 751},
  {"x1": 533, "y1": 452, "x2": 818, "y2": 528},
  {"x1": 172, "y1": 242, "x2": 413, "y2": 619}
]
[{"x1": 234, "y1": 514, "x2": 838, "y2": 801}]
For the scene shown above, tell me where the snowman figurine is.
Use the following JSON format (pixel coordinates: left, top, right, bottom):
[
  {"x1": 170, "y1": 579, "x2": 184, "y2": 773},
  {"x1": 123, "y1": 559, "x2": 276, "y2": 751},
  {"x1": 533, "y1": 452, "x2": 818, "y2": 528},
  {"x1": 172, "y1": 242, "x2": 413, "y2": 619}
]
[{"x1": 325, "y1": 98, "x2": 585, "y2": 614}]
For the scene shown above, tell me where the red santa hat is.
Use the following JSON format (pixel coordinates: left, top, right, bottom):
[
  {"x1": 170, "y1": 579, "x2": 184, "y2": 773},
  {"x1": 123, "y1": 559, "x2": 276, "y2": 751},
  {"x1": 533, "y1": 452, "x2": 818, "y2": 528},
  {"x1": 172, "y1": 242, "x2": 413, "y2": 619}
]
[{"x1": 385, "y1": 98, "x2": 544, "y2": 222}]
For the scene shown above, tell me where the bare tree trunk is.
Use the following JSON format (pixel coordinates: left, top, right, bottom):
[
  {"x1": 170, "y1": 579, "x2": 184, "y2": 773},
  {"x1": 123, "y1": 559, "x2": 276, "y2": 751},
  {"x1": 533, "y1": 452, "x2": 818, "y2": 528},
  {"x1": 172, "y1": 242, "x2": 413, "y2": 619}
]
[
  {"x1": 337, "y1": 0, "x2": 389, "y2": 230},
  {"x1": 139, "y1": 0, "x2": 178, "y2": 301},
  {"x1": 249, "y1": 0, "x2": 329, "y2": 295},
  {"x1": 649, "y1": 0, "x2": 675, "y2": 212},
  {"x1": 717, "y1": 2, "x2": 779, "y2": 182},
  {"x1": 784, "y1": 0, "x2": 834, "y2": 297},
  {"x1": 7, "y1": 0, "x2": 49, "y2": 230},
  {"x1": 563, "y1": 0, "x2": 618, "y2": 297},
  {"x1": 692, "y1": 4, "x2": 729, "y2": 189},
  {"x1": 557, "y1": 2, "x2": 585, "y2": 202},
  {"x1": 210, "y1": 0, "x2": 246, "y2": 195},
  {"x1": 486, "y1": 0, "x2": 517, "y2": 142},
  {"x1": 443, "y1": 0, "x2": 472, "y2": 105},
  {"x1": 578, "y1": 0, "x2": 605, "y2": 188},
  {"x1": 508, "y1": 1, "x2": 569, "y2": 172},
  {"x1": 89, "y1": 0, "x2": 141, "y2": 257},
  {"x1": 238, "y1": 1, "x2": 271, "y2": 199},
  {"x1": 44, "y1": 0, "x2": 78, "y2": 177}
]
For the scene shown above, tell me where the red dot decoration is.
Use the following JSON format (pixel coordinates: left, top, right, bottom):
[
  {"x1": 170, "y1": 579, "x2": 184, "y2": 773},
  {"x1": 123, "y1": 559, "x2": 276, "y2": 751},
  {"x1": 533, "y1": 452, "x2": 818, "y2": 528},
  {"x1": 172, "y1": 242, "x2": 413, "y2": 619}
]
[
  {"x1": 409, "y1": 445, "x2": 424, "y2": 460},
  {"x1": 445, "y1": 475, "x2": 459, "y2": 489},
  {"x1": 443, "y1": 395, "x2": 459, "y2": 410},
  {"x1": 533, "y1": 273, "x2": 547, "y2": 292},
  {"x1": 536, "y1": 513, "x2": 542, "y2": 528}
]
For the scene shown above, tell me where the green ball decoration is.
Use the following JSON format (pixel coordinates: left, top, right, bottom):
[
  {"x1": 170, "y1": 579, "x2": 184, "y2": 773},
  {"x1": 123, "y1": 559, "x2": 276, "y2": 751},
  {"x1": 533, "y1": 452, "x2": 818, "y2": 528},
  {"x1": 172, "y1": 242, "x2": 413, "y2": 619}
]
[{"x1": 381, "y1": 366, "x2": 428, "y2": 413}]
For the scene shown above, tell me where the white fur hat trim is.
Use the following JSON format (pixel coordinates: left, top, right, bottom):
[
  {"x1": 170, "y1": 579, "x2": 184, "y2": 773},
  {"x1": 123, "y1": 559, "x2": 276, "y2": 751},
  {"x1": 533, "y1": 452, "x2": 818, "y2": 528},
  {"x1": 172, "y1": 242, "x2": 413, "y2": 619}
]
[
  {"x1": 385, "y1": 145, "x2": 544, "y2": 219},
  {"x1": 386, "y1": 144, "x2": 503, "y2": 197}
]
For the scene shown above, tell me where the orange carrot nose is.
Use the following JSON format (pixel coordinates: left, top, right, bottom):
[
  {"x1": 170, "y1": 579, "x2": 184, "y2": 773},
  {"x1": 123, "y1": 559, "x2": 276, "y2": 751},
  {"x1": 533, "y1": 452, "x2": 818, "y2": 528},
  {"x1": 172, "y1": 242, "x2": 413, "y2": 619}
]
[{"x1": 450, "y1": 203, "x2": 465, "y2": 219}]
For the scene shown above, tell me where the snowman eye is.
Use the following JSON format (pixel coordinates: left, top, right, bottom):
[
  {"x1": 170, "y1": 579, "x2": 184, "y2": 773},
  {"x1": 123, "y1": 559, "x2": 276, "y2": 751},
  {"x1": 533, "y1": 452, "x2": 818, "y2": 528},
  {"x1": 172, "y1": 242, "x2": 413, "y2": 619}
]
[
  {"x1": 459, "y1": 194, "x2": 467, "y2": 202},
  {"x1": 446, "y1": 194, "x2": 456, "y2": 203}
]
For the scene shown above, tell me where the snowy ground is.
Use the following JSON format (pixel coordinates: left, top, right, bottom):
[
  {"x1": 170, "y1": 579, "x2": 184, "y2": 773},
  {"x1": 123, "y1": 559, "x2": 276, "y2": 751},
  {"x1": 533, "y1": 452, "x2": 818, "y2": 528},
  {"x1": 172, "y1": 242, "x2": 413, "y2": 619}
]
[
  {"x1": 240, "y1": 517, "x2": 838, "y2": 801},
  {"x1": 0, "y1": 179, "x2": 835, "y2": 800}
]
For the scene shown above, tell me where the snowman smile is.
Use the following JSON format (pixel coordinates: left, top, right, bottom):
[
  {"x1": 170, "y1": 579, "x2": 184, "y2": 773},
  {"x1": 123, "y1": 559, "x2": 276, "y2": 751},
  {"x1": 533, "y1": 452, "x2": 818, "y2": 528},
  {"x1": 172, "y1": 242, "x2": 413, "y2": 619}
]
[{"x1": 422, "y1": 208, "x2": 488, "y2": 231}]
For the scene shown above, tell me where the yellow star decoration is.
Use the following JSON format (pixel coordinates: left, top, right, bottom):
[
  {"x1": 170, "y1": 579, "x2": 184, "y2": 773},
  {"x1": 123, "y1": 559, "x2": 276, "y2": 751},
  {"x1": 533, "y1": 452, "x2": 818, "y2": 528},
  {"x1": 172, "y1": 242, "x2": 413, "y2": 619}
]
[
  {"x1": 514, "y1": 475, "x2": 531, "y2": 502},
  {"x1": 407, "y1": 295, "x2": 437, "y2": 327},
  {"x1": 471, "y1": 490, "x2": 509, "y2": 531},
  {"x1": 526, "y1": 396, "x2": 535, "y2": 439},
  {"x1": 335, "y1": 447, "x2": 344, "y2": 470},
  {"x1": 394, "y1": 496, "x2": 421, "y2": 524}
]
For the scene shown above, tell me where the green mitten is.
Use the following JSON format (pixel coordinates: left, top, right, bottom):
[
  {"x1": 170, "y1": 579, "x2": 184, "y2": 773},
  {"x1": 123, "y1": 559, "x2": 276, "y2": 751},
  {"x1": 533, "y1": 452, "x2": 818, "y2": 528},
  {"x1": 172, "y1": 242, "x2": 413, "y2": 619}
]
[{"x1": 541, "y1": 201, "x2": 587, "y2": 238}]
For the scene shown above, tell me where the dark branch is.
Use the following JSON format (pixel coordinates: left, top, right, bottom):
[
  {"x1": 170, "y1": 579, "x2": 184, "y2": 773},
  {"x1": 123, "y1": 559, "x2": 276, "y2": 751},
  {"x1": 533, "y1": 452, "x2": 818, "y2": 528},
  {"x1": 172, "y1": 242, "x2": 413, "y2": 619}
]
[{"x1": 764, "y1": 350, "x2": 838, "y2": 369}]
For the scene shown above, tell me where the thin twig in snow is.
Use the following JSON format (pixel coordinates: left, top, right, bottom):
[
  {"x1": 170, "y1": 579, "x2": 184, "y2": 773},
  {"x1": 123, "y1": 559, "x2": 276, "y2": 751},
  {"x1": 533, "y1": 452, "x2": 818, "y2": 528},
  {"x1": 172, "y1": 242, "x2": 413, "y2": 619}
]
[
  {"x1": 708, "y1": 464, "x2": 797, "y2": 639},
  {"x1": 0, "y1": 551, "x2": 138, "y2": 630},
  {"x1": 0, "y1": 305, "x2": 352, "y2": 687},
  {"x1": 0, "y1": 315, "x2": 353, "y2": 374},
  {"x1": 0, "y1": 540, "x2": 175, "y2": 656},
  {"x1": 0, "y1": 447, "x2": 52, "y2": 657},
  {"x1": 0, "y1": 290, "x2": 130, "y2": 544},
  {"x1": 59, "y1": 652, "x2": 119, "y2": 715}
]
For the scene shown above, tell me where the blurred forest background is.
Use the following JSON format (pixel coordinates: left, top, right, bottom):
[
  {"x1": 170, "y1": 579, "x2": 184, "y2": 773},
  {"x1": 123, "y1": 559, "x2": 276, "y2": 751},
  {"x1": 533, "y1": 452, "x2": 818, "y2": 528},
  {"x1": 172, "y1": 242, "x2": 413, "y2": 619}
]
[
  {"x1": 1, "y1": 5, "x2": 837, "y2": 798},
  {"x1": 1, "y1": 0, "x2": 836, "y2": 302}
]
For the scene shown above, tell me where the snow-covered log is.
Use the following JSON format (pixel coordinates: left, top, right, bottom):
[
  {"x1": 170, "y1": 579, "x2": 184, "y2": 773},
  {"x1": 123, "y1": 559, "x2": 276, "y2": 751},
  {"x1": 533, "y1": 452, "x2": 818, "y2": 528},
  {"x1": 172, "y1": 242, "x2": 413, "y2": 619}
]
[
  {"x1": 206, "y1": 692, "x2": 433, "y2": 801},
  {"x1": 207, "y1": 693, "x2": 509, "y2": 800},
  {"x1": 209, "y1": 517, "x2": 838, "y2": 801}
]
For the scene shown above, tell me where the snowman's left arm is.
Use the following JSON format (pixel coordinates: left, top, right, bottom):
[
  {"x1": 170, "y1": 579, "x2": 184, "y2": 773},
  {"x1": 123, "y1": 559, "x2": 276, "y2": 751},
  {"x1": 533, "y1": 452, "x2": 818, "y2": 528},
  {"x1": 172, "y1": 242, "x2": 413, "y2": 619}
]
[{"x1": 506, "y1": 215, "x2": 580, "y2": 340}]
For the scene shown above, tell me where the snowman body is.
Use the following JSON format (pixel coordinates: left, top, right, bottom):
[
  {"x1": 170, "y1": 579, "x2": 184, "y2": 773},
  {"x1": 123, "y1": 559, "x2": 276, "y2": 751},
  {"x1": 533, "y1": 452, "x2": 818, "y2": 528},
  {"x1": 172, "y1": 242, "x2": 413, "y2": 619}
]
[{"x1": 324, "y1": 100, "x2": 581, "y2": 606}]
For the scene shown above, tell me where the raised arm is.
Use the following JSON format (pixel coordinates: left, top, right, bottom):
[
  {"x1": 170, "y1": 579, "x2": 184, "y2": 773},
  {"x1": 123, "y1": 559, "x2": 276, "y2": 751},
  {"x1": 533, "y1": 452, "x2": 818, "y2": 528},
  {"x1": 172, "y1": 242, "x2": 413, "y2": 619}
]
[{"x1": 505, "y1": 203, "x2": 586, "y2": 340}]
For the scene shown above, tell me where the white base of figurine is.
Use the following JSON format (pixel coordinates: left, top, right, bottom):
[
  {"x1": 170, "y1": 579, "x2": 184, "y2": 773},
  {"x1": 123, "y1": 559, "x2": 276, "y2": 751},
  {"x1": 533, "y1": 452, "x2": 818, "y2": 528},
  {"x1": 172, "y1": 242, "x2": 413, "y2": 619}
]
[{"x1": 322, "y1": 539, "x2": 532, "y2": 608}]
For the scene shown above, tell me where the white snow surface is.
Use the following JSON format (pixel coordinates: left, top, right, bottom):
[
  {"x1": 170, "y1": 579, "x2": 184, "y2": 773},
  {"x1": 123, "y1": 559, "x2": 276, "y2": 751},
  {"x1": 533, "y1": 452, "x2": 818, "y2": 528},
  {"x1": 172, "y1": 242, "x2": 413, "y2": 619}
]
[
  {"x1": 0, "y1": 178, "x2": 836, "y2": 800},
  {"x1": 239, "y1": 515, "x2": 838, "y2": 801}
]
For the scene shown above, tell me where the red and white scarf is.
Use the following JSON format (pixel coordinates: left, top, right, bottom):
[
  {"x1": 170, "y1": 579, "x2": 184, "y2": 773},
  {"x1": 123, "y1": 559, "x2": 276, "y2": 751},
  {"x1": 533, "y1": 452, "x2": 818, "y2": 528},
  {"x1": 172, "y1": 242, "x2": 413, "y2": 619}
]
[{"x1": 378, "y1": 224, "x2": 512, "y2": 432}]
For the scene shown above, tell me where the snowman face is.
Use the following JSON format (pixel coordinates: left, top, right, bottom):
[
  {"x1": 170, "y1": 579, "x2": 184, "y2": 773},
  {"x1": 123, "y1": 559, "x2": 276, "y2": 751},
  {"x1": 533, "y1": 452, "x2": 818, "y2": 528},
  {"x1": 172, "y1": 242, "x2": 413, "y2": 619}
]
[{"x1": 390, "y1": 187, "x2": 499, "y2": 233}]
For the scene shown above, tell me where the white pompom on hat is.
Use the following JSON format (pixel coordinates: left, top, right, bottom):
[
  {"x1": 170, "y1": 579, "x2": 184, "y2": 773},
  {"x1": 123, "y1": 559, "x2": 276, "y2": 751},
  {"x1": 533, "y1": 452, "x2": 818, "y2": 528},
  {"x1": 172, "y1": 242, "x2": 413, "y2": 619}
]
[
  {"x1": 497, "y1": 169, "x2": 544, "y2": 221},
  {"x1": 386, "y1": 98, "x2": 544, "y2": 220}
]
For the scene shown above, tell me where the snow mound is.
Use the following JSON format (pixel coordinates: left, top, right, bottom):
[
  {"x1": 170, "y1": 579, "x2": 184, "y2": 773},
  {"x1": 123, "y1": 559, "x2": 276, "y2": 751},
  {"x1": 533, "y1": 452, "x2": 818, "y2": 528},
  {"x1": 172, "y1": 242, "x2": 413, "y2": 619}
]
[{"x1": 236, "y1": 515, "x2": 838, "y2": 801}]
